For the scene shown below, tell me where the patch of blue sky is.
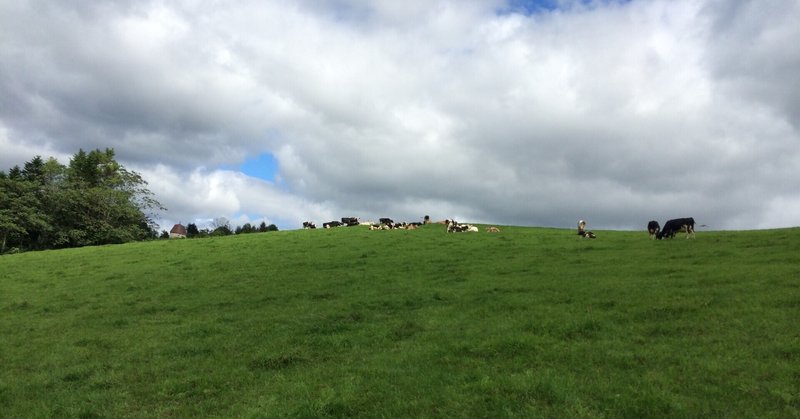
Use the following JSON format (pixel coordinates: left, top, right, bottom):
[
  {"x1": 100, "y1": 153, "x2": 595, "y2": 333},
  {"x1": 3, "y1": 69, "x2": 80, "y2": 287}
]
[
  {"x1": 500, "y1": 0, "x2": 560, "y2": 15},
  {"x1": 497, "y1": 0, "x2": 632, "y2": 16},
  {"x1": 239, "y1": 152, "x2": 278, "y2": 182}
]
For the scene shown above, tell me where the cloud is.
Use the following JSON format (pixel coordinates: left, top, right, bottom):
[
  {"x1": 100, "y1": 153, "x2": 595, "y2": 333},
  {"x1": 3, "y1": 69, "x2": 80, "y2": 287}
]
[
  {"x1": 1, "y1": 0, "x2": 799, "y2": 231},
  {"x1": 137, "y1": 164, "x2": 334, "y2": 231}
]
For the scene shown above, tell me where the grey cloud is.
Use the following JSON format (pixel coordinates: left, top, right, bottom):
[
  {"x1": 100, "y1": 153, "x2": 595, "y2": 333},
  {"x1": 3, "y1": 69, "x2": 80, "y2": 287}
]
[
  {"x1": 703, "y1": 0, "x2": 800, "y2": 129},
  {"x1": 2, "y1": 0, "x2": 799, "y2": 230}
]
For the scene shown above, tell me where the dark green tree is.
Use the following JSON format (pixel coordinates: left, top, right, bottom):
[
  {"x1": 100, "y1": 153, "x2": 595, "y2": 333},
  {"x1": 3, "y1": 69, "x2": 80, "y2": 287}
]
[
  {"x1": 0, "y1": 178, "x2": 50, "y2": 252},
  {"x1": 211, "y1": 225, "x2": 232, "y2": 236},
  {"x1": 1, "y1": 148, "x2": 164, "y2": 252}
]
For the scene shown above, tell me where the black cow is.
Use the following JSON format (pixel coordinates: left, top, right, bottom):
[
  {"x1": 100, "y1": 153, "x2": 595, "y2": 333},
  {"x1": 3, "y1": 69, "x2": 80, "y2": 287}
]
[
  {"x1": 647, "y1": 221, "x2": 660, "y2": 239},
  {"x1": 657, "y1": 217, "x2": 695, "y2": 239},
  {"x1": 323, "y1": 221, "x2": 343, "y2": 228}
]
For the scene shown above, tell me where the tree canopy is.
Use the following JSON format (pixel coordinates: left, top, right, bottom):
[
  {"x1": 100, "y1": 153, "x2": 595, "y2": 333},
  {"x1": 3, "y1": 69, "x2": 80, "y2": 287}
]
[{"x1": 1, "y1": 149, "x2": 164, "y2": 253}]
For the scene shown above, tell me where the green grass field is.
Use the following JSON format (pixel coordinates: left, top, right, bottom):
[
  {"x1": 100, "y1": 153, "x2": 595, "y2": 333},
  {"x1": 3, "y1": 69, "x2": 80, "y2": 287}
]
[{"x1": 1, "y1": 225, "x2": 799, "y2": 418}]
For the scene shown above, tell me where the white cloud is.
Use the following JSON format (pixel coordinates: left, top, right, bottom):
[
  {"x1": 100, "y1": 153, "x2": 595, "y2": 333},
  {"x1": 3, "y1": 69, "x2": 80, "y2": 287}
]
[
  {"x1": 136, "y1": 164, "x2": 334, "y2": 231},
  {"x1": 2, "y1": 0, "x2": 799, "y2": 230}
]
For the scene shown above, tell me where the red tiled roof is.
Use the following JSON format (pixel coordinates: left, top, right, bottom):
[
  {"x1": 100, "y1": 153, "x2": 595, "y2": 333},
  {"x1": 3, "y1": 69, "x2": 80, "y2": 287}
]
[{"x1": 170, "y1": 224, "x2": 187, "y2": 235}]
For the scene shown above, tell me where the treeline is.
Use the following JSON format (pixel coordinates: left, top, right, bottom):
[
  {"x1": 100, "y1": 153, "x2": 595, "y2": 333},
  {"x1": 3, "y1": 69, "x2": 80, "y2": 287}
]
[
  {"x1": 159, "y1": 221, "x2": 278, "y2": 239},
  {"x1": 1, "y1": 149, "x2": 163, "y2": 253}
]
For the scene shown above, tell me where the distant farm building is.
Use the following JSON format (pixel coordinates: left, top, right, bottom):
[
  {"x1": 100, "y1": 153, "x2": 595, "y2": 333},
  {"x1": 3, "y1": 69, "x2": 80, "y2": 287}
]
[{"x1": 169, "y1": 223, "x2": 187, "y2": 239}]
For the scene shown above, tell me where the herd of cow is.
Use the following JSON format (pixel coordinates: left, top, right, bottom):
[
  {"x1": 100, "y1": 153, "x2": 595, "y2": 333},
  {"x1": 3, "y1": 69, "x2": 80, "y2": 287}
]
[
  {"x1": 303, "y1": 216, "x2": 697, "y2": 239},
  {"x1": 302, "y1": 217, "x2": 491, "y2": 232},
  {"x1": 303, "y1": 217, "x2": 425, "y2": 230}
]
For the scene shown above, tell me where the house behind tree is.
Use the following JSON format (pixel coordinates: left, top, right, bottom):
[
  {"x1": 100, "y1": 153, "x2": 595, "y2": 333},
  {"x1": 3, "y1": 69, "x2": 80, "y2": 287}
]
[{"x1": 169, "y1": 223, "x2": 187, "y2": 239}]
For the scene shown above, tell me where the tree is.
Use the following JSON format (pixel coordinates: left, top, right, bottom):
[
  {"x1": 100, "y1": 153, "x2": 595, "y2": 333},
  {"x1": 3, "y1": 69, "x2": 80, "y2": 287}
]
[
  {"x1": 8, "y1": 165, "x2": 22, "y2": 180},
  {"x1": 237, "y1": 223, "x2": 256, "y2": 234},
  {"x1": 211, "y1": 225, "x2": 232, "y2": 236},
  {"x1": 1, "y1": 148, "x2": 164, "y2": 251},
  {"x1": 212, "y1": 217, "x2": 230, "y2": 230},
  {"x1": 186, "y1": 223, "x2": 199, "y2": 238},
  {"x1": 0, "y1": 178, "x2": 50, "y2": 253},
  {"x1": 22, "y1": 156, "x2": 46, "y2": 184}
]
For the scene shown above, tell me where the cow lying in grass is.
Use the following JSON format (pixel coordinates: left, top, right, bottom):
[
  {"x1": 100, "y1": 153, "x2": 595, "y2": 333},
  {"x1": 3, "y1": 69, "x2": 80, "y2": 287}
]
[
  {"x1": 341, "y1": 217, "x2": 360, "y2": 226},
  {"x1": 445, "y1": 219, "x2": 479, "y2": 233},
  {"x1": 368, "y1": 221, "x2": 421, "y2": 230},
  {"x1": 577, "y1": 220, "x2": 596, "y2": 239}
]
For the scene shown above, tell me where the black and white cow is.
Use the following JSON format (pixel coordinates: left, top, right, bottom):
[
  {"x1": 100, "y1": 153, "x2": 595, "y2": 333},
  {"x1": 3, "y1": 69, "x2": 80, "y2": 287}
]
[
  {"x1": 341, "y1": 217, "x2": 360, "y2": 226},
  {"x1": 323, "y1": 221, "x2": 343, "y2": 228},
  {"x1": 446, "y1": 219, "x2": 478, "y2": 233},
  {"x1": 647, "y1": 221, "x2": 660, "y2": 239},
  {"x1": 657, "y1": 217, "x2": 695, "y2": 239},
  {"x1": 302, "y1": 221, "x2": 316, "y2": 229},
  {"x1": 577, "y1": 220, "x2": 596, "y2": 239}
]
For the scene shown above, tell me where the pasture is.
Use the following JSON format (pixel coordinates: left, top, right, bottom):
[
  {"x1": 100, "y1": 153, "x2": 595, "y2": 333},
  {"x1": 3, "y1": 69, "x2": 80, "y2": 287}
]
[{"x1": 1, "y1": 225, "x2": 799, "y2": 417}]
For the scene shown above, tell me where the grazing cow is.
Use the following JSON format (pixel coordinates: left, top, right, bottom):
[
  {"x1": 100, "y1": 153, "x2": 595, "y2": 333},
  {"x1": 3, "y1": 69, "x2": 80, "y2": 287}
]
[
  {"x1": 657, "y1": 217, "x2": 695, "y2": 239},
  {"x1": 647, "y1": 221, "x2": 660, "y2": 239},
  {"x1": 302, "y1": 221, "x2": 316, "y2": 229},
  {"x1": 577, "y1": 220, "x2": 596, "y2": 239},
  {"x1": 486, "y1": 226, "x2": 500, "y2": 233}
]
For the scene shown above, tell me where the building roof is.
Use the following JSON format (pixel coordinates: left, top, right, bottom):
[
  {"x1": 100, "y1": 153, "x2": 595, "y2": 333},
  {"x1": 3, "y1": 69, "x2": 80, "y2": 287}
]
[{"x1": 170, "y1": 223, "x2": 188, "y2": 236}]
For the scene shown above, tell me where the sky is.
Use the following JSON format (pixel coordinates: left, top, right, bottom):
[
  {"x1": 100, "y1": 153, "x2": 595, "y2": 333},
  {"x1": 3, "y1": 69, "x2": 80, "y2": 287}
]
[{"x1": 1, "y1": 0, "x2": 799, "y2": 232}]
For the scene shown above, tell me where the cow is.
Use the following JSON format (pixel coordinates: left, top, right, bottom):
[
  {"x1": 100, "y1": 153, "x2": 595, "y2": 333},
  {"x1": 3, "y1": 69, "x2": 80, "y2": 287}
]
[
  {"x1": 341, "y1": 217, "x2": 360, "y2": 226},
  {"x1": 302, "y1": 221, "x2": 316, "y2": 229},
  {"x1": 323, "y1": 221, "x2": 343, "y2": 228},
  {"x1": 657, "y1": 217, "x2": 695, "y2": 239},
  {"x1": 445, "y1": 219, "x2": 478, "y2": 233},
  {"x1": 486, "y1": 226, "x2": 500, "y2": 233},
  {"x1": 577, "y1": 220, "x2": 596, "y2": 239},
  {"x1": 647, "y1": 221, "x2": 660, "y2": 239}
]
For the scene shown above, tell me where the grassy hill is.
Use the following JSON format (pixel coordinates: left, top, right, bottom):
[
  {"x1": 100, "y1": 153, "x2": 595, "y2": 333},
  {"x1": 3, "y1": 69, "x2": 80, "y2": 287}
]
[{"x1": 1, "y1": 225, "x2": 798, "y2": 417}]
